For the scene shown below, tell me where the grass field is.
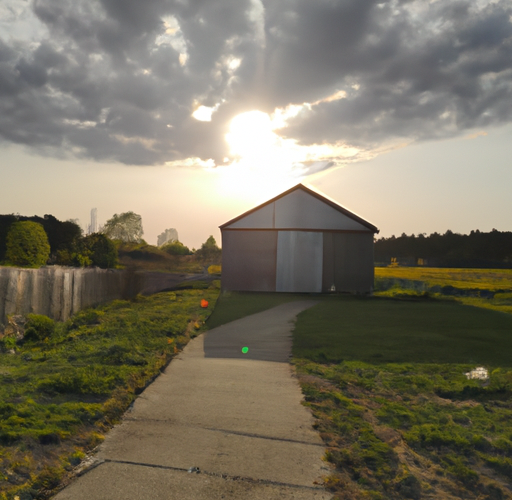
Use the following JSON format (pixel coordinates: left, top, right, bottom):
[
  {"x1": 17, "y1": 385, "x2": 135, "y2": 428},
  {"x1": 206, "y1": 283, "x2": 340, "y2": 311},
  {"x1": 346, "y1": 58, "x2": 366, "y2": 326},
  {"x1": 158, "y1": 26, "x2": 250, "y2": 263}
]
[
  {"x1": 0, "y1": 287, "x2": 219, "y2": 500},
  {"x1": 3, "y1": 265, "x2": 512, "y2": 499},
  {"x1": 375, "y1": 266, "x2": 512, "y2": 317},
  {"x1": 293, "y1": 296, "x2": 512, "y2": 366},
  {"x1": 294, "y1": 295, "x2": 512, "y2": 500}
]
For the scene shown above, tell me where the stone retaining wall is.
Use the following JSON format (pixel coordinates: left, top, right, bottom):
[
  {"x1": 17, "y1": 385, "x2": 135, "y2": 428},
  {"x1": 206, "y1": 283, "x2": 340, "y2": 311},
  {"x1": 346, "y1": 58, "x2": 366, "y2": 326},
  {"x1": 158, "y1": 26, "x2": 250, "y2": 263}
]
[{"x1": 0, "y1": 266, "x2": 143, "y2": 325}]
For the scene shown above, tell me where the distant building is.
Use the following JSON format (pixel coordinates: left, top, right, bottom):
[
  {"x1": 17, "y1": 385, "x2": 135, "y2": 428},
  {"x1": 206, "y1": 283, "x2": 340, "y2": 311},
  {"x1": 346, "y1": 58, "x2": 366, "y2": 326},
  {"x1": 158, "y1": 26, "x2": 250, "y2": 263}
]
[
  {"x1": 158, "y1": 228, "x2": 179, "y2": 246},
  {"x1": 220, "y1": 184, "x2": 379, "y2": 293},
  {"x1": 87, "y1": 208, "x2": 98, "y2": 235}
]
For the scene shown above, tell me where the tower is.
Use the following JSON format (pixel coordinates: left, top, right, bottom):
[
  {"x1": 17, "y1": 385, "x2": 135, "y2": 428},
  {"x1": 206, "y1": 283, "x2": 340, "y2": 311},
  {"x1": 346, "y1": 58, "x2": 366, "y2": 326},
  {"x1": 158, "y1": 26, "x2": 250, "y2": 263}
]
[{"x1": 88, "y1": 208, "x2": 98, "y2": 234}]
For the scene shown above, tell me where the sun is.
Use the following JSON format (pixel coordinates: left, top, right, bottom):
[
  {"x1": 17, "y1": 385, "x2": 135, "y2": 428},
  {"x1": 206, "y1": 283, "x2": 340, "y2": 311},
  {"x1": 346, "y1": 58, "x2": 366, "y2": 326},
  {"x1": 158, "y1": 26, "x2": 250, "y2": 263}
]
[
  {"x1": 217, "y1": 110, "x2": 302, "y2": 200},
  {"x1": 214, "y1": 108, "x2": 361, "y2": 203},
  {"x1": 226, "y1": 110, "x2": 276, "y2": 160}
]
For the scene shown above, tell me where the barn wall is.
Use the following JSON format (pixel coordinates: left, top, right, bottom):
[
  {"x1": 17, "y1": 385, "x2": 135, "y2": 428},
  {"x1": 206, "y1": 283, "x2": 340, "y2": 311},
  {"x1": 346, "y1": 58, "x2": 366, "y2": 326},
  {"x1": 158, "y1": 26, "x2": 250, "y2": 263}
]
[
  {"x1": 228, "y1": 203, "x2": 275, "y2": 229},
  {"x1": 322, "y1": 232, "x2": 374, "y2": 293},
  {"x1": 274, "y1": 190, "x2": 368, "y2": 230},
  {"x1": 276, "y1": 231, "x2": 323, "y2": 292},
  {"x1": 221, "y1": 231, "x2": 277, "y2": 291},
  {"x1": 226, "y1": 190, "x2": 371, "y2": 232}
]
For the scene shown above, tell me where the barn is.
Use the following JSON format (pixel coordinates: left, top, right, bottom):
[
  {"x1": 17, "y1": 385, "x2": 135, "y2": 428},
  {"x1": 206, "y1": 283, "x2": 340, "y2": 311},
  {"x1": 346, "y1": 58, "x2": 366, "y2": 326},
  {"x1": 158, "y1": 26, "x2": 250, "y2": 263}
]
[{"x1": 220, "y1": 184, "x2": 379, "y2": 293}]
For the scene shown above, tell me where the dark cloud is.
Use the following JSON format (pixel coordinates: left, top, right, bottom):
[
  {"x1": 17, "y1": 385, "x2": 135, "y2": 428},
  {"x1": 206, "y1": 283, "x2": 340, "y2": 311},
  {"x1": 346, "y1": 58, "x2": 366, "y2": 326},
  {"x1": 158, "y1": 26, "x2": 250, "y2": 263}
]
[
  {"x1": 0, "y1": 0, "x2": 511, "y2": 167},
  {"x1": 273, "y1": 0, "x2": 512, "y2": 147}
]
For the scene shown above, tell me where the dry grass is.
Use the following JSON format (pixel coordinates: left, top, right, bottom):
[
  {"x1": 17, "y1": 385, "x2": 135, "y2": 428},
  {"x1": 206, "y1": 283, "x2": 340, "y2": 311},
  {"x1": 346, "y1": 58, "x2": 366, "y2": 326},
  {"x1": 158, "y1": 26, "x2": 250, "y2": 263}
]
[{"x1": 375, "y1": 267, "x2": 512, "y2": 291}]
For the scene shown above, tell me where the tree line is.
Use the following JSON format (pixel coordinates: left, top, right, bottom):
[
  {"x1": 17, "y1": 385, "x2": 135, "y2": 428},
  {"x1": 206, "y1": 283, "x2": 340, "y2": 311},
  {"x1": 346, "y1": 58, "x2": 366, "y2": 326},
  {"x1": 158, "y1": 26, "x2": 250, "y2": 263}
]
[
  {"x1": 0, "y1": 215, "x2": 117, "y2": 268},
  {"x1": 0, "y1": 212, "x2": 222, "y2": 269},
  {"x1": 375, "y1": 229, "x2": 512, "y2": 268}
]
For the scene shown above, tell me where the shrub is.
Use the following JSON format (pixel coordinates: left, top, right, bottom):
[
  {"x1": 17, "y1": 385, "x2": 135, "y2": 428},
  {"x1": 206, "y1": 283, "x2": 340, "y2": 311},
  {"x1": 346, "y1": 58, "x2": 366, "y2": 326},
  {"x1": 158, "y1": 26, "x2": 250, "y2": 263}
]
[
  {"x1": 396, "y1": 474, "x2": 422, "y2": 499},
  {"x1": 68, "y1": 450, "x2": 86, "y2": 466},
  {"x1": 24, "y1": 314, "x2": 55, "y2": 341},
  {"x1": 5, "y1": 221, "x2": 50, "y2": 267},
  {"x1": 162, "y1": 240, "x2": 192, "y2": 255},
  {"x1": 0, "y1": 336, "x2": 16, "y2": 351},
  {"x1": 208, "y1": 265, "x2": 221, "y2": 275},
  {"x1": 67, "y1": 309, "x2": 104, "y2": 330}
]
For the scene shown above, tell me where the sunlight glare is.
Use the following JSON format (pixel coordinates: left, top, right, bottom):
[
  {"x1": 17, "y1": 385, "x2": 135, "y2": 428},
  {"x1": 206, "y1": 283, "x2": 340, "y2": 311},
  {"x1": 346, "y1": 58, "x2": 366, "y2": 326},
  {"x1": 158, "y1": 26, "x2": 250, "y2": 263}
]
[
  {"x1": 220, "y1": 110, "x2": 303, "y2": 199},
  {"x1": 217, "y1": 108, "x2": 364, "y2": 202},
  {"x1": 226, "y1": 111, "x2": 276, "y2": 159}
]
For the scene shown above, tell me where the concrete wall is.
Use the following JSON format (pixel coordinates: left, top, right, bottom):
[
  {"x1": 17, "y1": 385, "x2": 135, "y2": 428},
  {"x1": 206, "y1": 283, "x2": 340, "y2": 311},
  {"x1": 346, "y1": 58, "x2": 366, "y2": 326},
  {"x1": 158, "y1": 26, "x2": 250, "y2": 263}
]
[{"x1": 0, "y1": 266, "x2": 143, "y2": 325}]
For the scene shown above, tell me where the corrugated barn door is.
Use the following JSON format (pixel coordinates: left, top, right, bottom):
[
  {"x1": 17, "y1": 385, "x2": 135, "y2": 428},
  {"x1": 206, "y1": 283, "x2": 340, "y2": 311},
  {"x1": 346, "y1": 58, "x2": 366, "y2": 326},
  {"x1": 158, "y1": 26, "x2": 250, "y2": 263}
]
[{"x1": 276, "y1": 231, "x2": 323, "y2": 292}]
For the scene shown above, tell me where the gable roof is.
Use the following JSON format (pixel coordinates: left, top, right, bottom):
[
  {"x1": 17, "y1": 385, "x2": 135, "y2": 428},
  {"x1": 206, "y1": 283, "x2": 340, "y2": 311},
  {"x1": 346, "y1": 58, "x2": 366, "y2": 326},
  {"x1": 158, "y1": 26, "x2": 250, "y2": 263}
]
[{"x1": 220, "y1": 183, "x2": 379, "y2": 233}]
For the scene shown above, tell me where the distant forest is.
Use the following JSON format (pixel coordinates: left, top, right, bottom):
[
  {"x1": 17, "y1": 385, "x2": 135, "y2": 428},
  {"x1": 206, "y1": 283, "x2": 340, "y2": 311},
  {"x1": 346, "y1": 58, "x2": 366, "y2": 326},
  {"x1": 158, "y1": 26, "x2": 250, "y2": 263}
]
[{"x1": 374, "y1": 230, "x2": 512, "y2": 268}]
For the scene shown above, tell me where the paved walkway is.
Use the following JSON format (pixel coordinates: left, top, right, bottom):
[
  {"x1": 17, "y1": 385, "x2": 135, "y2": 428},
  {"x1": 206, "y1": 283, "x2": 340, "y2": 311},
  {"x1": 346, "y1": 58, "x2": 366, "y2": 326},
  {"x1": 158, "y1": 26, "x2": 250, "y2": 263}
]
[{"x1": 55, "y1": 301, "x2": 332, "y2": 499}]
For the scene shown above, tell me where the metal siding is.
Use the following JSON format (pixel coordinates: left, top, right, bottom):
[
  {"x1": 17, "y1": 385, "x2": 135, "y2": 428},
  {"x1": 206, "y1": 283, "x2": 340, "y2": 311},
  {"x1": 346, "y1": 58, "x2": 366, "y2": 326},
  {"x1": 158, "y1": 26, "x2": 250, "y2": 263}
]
[
  {"x1": 226, "y1": 202, "x2": 275, "y2": 229},
  {"x1": 276, "y1": 231, "x2": 323, "y2": 292},
  {"x1": 221, "y1": 230, "x2": 277, "y2": 291},
  {"x1": 274, "y1": 189, "x2": 369, "y2": 231},
  {"x1": 322, "y1": 233, "x2": 374, "y2": 292},
  {"x1": 322, "y1": 232, "x2": 335, "y2": 292}
]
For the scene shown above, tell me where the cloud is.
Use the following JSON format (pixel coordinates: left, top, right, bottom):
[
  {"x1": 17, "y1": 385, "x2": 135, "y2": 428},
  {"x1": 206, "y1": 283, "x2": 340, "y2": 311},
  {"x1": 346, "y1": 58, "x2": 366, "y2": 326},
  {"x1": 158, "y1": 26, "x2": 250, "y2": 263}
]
[
  {"x1": 269, "y1": 1, "x2": 512, "y2": 148},
  {"x1": 0, "y1": 0, "x2": 511, "y2": 170}
]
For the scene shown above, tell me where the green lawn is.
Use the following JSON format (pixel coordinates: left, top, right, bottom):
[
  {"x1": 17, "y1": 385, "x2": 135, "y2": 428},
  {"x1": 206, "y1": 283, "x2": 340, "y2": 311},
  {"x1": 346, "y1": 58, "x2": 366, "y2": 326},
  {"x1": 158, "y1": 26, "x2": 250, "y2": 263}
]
[
  {"x1": 293, "y1": 296, "x2": 512, "y2": 366},
  {"x1": 292, "y1": 295, "x2": 512, "y2": 499}
]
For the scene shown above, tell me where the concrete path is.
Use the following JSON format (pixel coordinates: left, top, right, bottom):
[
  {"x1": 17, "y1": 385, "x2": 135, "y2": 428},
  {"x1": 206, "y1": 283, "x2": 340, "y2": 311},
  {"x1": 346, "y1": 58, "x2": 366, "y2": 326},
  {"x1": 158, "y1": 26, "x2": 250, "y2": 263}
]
[{"x1": 55, "y1": 301, "x2": 332, "y2": 500}]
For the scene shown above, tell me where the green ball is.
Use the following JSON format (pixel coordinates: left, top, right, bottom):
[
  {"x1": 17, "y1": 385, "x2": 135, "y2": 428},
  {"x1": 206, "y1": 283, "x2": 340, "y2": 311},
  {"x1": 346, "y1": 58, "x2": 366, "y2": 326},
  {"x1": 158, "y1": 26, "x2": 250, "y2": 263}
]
[{"x1": 242, "y1": 347, "x2": 249, "y2": 354}]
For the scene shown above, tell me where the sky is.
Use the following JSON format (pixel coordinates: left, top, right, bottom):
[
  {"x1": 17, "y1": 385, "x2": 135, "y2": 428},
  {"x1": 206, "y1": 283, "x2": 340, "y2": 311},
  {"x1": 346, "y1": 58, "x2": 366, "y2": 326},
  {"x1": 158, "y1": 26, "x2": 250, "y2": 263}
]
[{"x1": 1, "y1": 0, "x2": 511, "y2": 248}]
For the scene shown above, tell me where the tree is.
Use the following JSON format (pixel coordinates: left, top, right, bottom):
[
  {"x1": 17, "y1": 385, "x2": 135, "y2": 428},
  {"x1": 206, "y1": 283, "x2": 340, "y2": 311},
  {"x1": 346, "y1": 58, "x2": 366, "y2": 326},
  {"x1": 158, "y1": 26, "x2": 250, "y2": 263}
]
[
  {"x1": 195, "y1": 235, "x2": 221, "y2": 264},
  {"x1": 102, "y1": 212, "x2": 144, "y2": 242},
  {"x1": 5, "y1": 221, "x2": 50, "y2": 267},
  {"x1": 41, "y1": 215, "x2": 82, "y2": 256},
  {"x1": 0, "y1": 214, "x2": 18, "y2": 261},
  {"x1": 81, "y1": 234, "x2": 118, "y2": 268},
  {"x1": 1, "y1": 214, "x2": 82, "y2": 264}
]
